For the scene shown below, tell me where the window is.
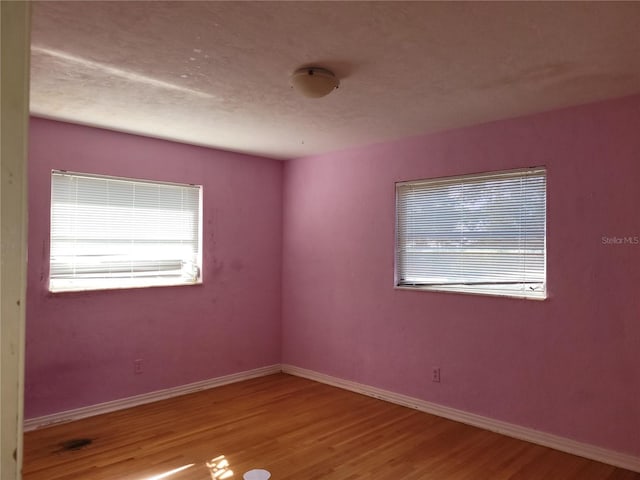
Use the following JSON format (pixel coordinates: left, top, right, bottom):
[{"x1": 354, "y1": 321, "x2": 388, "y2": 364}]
[
  {"x1": 49, "y1": 170, "x2": 202, "y2": 292},
  {"x1": 395, "y1": 167, "x2": 546, "y2": 299}
]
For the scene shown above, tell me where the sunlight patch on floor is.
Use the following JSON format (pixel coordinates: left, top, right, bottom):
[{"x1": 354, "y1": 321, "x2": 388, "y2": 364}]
[
  {"x1": 140, "y1": 463, "x2": 195, "y2": 480},
  {"x1": 207, "y1": 455, "x2": 234, "y2": 479}
]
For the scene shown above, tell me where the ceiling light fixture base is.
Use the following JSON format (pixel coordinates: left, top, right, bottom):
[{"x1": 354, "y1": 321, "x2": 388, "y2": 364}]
[{"x1": 291, "y1": 67, "x2": 339, "y2": 98}]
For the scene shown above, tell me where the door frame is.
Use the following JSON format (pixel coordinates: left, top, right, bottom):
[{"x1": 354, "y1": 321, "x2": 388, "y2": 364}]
[{"x1": 1, "y1": 2, "x2": 30, "y2": 478}]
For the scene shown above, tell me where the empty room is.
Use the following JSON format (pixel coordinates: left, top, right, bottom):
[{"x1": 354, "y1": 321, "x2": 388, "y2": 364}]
[{"x1": 1, "y1": 1, "x2": 639, "y2": 479}]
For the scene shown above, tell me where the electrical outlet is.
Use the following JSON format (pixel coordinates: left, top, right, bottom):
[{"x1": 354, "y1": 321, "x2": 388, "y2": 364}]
[
  {"x1": 134, "y1": 359, "x2": 143, "y2": 374},
  {"x1": 432, "y1": 367, "x2": 441, "y2": 383}
]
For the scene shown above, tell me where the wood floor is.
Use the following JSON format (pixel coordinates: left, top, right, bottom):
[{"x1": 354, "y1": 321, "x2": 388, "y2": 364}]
[{"x1": 23, "y1": 374, "x2": 639, "y2": 480}]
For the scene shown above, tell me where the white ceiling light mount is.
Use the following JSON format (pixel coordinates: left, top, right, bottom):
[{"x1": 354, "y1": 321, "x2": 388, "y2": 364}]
[{"x1": 291, "y1": 66, "x2": 339, "y2": 98}]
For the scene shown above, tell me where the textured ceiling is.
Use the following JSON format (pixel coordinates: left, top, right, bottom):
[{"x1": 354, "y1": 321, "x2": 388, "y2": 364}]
[{"x1": 31, "y1": 1, "x2": 640, "y2": 160}]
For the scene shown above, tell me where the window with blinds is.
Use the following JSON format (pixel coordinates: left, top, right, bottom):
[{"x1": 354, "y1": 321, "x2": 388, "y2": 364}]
[
  {"x1": 49, "y1": 170, "x2": 202, "y2": 292},
  {"x1": 395, "y1": 167, "x2": 546, "y2": 299}
]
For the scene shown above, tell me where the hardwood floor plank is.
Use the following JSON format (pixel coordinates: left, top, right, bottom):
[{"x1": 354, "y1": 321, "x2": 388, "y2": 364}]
[{"x1": 23, "y1": 374, "x2": 639, "y2": 480}]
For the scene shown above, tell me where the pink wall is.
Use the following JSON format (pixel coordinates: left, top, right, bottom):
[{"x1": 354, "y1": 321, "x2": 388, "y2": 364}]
[
  {"x1": 26, "y1": 118, "x2": 283, "y2": 419},
  {"x1": 282, "y1": 95, "x2": 640, "y2": 456}
]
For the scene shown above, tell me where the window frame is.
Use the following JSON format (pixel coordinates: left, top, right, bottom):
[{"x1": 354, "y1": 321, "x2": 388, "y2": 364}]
[
  {"x1": 394, "y1": 167, "x2": 547, "y2": 300},
  {"x1": 48, "y1": 170, "x2": 203, "y2": 293}
]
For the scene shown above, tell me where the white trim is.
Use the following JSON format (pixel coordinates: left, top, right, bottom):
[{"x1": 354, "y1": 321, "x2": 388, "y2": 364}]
[
  {"x1": 24, "y1": 364, "x2": 281, "y2": 432},
  {"x1": 282, "y1": 364, "x2": 640, "y2": 473}
]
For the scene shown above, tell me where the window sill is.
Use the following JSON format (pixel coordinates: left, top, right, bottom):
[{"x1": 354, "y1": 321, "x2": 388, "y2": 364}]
[
  {"x1": 48, "y1": 279, "x2": 203, "y2": 295},
  {"x1": 394, "y1": 284, "x2": 547, "y2": 301}
]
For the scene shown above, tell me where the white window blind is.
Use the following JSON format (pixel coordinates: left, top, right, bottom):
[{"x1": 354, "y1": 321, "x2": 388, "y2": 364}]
[
  {"x1": 396, "y1": 167, "x2": 546, "y2": 299},
  {"x1": 50, "y1": 170, "x2": 202, "y2": 292}
]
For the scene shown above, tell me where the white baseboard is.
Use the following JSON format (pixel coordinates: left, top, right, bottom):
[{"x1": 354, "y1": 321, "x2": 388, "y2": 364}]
[
  {"x1": 24, "y1": 364, "x2": 282, "y2": 432},
  {"x1": 282, "y1": 364, "x2": 640, "y2": 473}
]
